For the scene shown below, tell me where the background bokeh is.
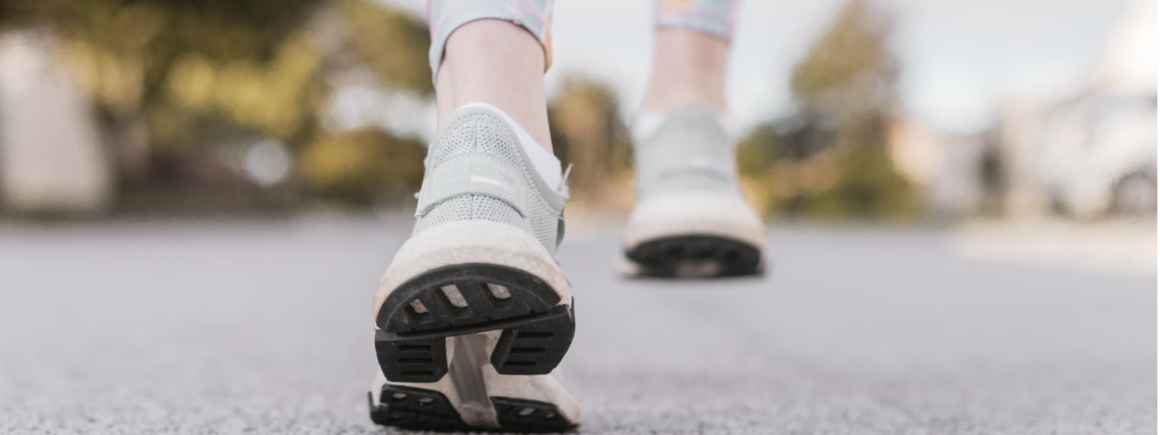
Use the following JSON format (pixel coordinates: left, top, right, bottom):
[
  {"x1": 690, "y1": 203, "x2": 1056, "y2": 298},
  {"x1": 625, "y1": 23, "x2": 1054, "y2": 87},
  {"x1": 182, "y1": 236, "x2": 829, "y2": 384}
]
[
  {"x1": 0, "y1": 0, "x2": 1153, "y2": 222},
  {"x1": 0, "y1": 2, "x2": 1154, "y2": 433}
]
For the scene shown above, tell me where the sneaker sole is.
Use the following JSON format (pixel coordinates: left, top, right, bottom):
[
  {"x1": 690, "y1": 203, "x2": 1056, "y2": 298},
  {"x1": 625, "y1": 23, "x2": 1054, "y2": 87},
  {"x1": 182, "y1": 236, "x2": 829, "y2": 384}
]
[
  {"x1": 625, "y1": 234, "x2": 764, "y2": 278},
  {"x1": 374, "y1": 221, "x2": 575, "y2": 383},
  {"x1": 368, "y1": 384, "x2": 578, "y2": 432},
  {"x1": 623, "y1": 193, "x2": 766, "y2": 278}
]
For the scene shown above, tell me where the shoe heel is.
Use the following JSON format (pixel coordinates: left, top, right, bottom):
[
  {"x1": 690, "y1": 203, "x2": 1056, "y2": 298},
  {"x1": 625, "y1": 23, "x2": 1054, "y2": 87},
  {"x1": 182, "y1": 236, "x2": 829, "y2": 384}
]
[
  {"x1": 491, "y1": 303, "x2": 576, "y2": 375},
  {"x1": 377, "y1": 263, "x2": 576, "y2": 382},
  {"x1": 375, "y1": 336, "x2": 449, "y2": 383}
]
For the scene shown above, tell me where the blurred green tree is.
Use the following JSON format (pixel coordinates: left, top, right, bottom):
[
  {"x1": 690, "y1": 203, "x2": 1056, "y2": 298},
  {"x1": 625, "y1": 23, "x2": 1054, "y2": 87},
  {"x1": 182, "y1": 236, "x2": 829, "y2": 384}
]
[
  {"x1": 2, "y1": 0, "x2": 327, "y2": 133},
  {"x1": 1, "y1": 0, "x2": 435, "y2": 208},
  {"x1": 333, "y1": 0, "x2": 433, "y2": 96},
  {"x1": 1, "y1": 0, "x2": 328, "y2": 182},
  {"x1": 791, "y1": 0, "x2": 896, "y2": 125},
  {"x1": 739, "y1": 0, "x2": 918, "y2": 220}
]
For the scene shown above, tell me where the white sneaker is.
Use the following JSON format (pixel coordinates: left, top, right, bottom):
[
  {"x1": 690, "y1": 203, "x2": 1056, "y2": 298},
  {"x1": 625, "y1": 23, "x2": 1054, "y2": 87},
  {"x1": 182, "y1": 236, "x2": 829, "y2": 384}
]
[
  {"x1": 624, "y1": 103, "x2": 766, "y2": 278},
  {"x1": 369, "y1": 105, "x2": 580, "y2": 431}
]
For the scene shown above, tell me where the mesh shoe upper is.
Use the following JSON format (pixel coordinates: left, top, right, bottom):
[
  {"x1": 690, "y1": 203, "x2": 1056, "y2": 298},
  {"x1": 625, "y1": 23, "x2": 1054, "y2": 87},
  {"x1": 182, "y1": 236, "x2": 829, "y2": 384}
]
[
  {"x1": 413, "y1": 107, "x2": 568, "y2": 256},
  {"x1": 633, "y1": 103, "x2": 742, "y2": 201}
]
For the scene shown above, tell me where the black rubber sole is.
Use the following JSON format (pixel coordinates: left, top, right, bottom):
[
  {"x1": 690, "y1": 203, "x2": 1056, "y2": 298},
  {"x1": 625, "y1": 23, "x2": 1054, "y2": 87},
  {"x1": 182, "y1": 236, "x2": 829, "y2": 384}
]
[
  {"x1": 375, "y1": 264, "x2": 576, "y2": 383},
  {"x1": 368, "y1": 385, "x2": 577, "y2": 433},
  {"x1": 625, "y1": 235, "x2": 763, "y2": 278},
  {"x1": 492, "y1": 396, "x2": 578, "y2": 432},
  {"x1": 368, "y1": 385, "x2": 470, "y2": 431}
]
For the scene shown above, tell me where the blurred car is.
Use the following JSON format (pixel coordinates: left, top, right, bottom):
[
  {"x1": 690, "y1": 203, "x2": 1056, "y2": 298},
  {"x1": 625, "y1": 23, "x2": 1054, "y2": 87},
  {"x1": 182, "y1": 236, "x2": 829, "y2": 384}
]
[{"x1": 1042, "y1": 94, "x2": 1157, "y2": 219}]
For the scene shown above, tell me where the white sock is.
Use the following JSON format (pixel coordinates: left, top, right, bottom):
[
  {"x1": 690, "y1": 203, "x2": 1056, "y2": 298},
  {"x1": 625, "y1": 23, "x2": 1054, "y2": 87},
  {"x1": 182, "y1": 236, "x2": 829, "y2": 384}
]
[{"x1": 456, "y1": 102, "x2": 562, "y2": 189}]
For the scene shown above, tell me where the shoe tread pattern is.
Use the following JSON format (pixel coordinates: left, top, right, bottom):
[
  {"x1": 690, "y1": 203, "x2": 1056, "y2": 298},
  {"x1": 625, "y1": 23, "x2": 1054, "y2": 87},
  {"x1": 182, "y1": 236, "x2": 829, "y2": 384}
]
[
  {"x1": 368, "y1": 385, "x2": 470, "y2": 431},
  {"x1": 491, "y1": 396, "x2": 578, "y2": 432},
  {"x1": 627, "y1": 235, "x2": 763, "y2": 278},
  {"x1": 378, "y1": 264, "x2": 561, "y2": 333},
  {"x1": 376, "y1": 264, "x2": 575, "y2": 382}
]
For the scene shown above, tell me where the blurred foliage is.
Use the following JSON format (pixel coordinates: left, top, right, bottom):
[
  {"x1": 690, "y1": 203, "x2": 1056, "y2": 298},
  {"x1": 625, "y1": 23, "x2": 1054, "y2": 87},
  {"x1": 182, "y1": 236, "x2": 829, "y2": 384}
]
[
  {"x1": 295, "y1": 0, "x2": 433, "y2": 204},
  {"x1": 333, "y1": 0, "x2": 433, "y2": 96},
  {"x1": 739, "y1": 0, "x2": 919, "y2": 220},
  {"x1": 548, "y1": 77, "x2": 634, "y2": 191},
  {"x1": 2, "y1": 0, "x2": 920, "y2": 217},
  {"x1": 1, "y1": 0, "x2": 319, "y2": 61},
  {"x1": 1, "y1": 0, "x2": 328, "y2": 142},
  {"x1": 299, "y1": 128, "x2": 425, "y2": 203},
  {"x1": 0, "y1": 0, "x2": 331, "y2": 201},
  {"x1": 156, "y1": 33, "x2": 322, "y2": 143},
  {"x1": 790, "y1": 0, "x2": 896, "y2": 122},
  {"x1": 0, "y1": 0, "x2": 437, "y2": 208}
]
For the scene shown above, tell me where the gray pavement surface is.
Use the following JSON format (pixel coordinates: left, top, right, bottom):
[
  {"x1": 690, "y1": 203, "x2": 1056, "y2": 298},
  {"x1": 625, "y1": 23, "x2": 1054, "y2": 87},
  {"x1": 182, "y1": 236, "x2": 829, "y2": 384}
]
[{"x1": 0, "y1": 217, "x2": 1155, "y2": 434}]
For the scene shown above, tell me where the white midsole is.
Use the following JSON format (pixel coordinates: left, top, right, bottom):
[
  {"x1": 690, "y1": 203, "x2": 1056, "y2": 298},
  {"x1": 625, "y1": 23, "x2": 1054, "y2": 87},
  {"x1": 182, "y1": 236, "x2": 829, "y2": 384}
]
[
  {"x1": 623, "y1": 192, "x2": 766, "y2": 251},
  {"x1": 374, "y1": 220, "x2": 571, "y2": 327}
]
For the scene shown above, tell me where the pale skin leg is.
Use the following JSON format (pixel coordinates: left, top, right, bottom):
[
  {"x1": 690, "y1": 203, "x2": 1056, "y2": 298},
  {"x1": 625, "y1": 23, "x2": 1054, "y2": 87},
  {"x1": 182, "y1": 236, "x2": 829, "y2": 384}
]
[
  {"x1": 641, "y1": 28, "x2": 730, "y2": 114},
  {"x1": 435, "y1": 19, "x2": 553, "y2": 151}
]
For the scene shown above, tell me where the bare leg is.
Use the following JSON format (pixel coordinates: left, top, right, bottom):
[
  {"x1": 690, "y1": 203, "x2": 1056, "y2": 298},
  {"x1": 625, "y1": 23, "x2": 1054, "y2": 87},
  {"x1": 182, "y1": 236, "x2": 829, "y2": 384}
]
[
  {"x1": 435, "y1": 19, "x2": 552, "y2": 151},
  {"x1": 641, "y1": 28, "x2": 730, "y2": 114}
]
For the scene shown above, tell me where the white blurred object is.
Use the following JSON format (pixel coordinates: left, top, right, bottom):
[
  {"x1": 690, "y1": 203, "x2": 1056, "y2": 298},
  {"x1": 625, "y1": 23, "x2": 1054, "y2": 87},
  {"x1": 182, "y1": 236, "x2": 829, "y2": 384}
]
[
  {"x1": 952, "y1": 217, "x2": 1157, "y2": 276},
  {"x1": 243, "y1": 140, "x2": 293, "y2": 187},
  {"x1": 1048, "y1": 0, "x2": 1158, "y2": 220},
  {"x1": 1093, "y1": 0, "x2": 1157, "y2": 95},
  {"x1": 999, "y1": 0, "x2": 1157, "y2": 219},
  {"x1": 0, "y1": 31, "x2": 113, "y2": 213},
  {"x1": 1042, "y1": 95, "x2": 1157, "y2": 219}
]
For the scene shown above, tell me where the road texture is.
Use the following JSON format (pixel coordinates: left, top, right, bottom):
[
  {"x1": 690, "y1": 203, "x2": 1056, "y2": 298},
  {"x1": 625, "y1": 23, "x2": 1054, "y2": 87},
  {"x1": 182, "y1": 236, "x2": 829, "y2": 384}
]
[{"x1": 0, "y1": 216, "x2": 1154, "y2": 434}]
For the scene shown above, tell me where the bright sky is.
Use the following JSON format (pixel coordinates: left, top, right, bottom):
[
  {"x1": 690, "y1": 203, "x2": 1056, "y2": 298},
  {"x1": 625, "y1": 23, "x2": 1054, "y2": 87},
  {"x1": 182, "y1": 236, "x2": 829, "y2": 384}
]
[{"x1": 372, "y1": 0, "x2": 1135, "y2": 136}]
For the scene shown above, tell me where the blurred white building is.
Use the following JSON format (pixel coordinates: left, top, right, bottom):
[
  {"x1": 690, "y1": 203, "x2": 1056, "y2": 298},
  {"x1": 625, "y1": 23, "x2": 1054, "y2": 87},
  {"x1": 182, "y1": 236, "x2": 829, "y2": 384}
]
[{"x1": 0, "y1": 31, "x2": 114, "y2": 214}]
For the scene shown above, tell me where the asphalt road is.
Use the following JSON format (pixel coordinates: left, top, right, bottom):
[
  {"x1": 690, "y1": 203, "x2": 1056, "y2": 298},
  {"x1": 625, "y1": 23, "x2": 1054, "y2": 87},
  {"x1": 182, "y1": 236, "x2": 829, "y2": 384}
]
[{"x1": 0, "y1": 217, "x2": 1154, "y2": 434}]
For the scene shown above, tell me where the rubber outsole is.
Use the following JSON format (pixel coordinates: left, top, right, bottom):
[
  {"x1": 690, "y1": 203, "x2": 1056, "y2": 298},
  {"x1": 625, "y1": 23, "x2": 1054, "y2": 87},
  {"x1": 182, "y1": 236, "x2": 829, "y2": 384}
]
[
  {"x1": 625, "y1": 234, "x2": 764, "y2": 278},
  {"x1": 368, "y1": 385, "x2": 469, "y2": 431},
  {"x1": 368, "y1": 385, "x2": 577, "y2": 433},
  {"x1": 375, "y1": 264, "x2": 576, "y2": 383},
  {"x1": 491, "y1": 396, "x2": 579, "y2": 432}
]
